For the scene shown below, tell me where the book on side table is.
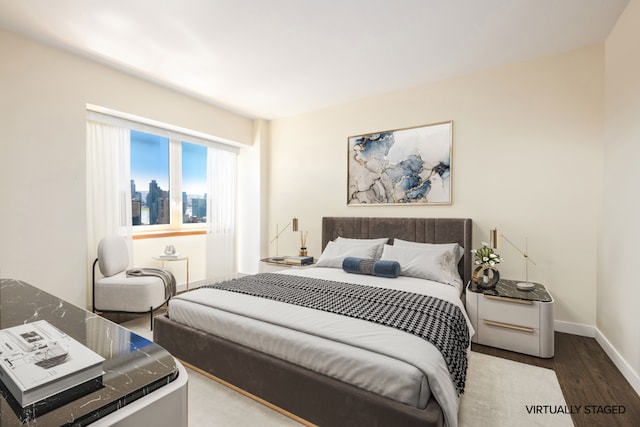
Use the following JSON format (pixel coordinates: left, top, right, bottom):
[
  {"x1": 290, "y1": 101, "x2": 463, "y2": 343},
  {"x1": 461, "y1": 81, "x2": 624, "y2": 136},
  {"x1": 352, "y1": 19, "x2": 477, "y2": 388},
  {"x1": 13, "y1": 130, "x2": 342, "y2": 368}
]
[
  {"x1": 0, "y1": 320, "x2": 104, "y2": 407},
  {"x1": 283, "y1": 255, "x2": 314, "y2": 266},
  {"x1": 158, "y1": 252, "x2": 182, "y2": 259}
]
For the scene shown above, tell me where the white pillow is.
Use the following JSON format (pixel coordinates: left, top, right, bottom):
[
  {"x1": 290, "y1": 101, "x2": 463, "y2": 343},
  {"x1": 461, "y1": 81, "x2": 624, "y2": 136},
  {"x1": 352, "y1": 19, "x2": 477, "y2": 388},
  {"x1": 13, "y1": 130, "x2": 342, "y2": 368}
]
[
  {"x1": 316, "y1": 240, "x2": 383, "y2": 268},
  {"x1": 380, "y1": 244, "x2": 463, "y2": 287},
  {"x1": 335, "y1": 237, "x2": 389, "y2": 259},
  {"x1": 393, "y1": 238, "x2": 464, "y2": 263}
]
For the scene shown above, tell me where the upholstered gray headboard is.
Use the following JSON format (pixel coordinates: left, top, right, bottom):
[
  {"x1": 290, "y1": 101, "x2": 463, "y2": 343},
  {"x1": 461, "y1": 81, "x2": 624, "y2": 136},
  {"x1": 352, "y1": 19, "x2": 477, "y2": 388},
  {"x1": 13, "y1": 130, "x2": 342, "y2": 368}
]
[{"x1": 322, "y1": 217, "x2": 473, "y2": 286}]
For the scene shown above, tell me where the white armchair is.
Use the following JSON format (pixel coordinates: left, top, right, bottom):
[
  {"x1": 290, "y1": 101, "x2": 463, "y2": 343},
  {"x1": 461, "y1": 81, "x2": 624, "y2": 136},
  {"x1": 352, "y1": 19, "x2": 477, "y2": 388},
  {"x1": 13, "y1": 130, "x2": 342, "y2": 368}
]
[{"x1": 92, "y1": 236, "x2": 175, "y2": 329}]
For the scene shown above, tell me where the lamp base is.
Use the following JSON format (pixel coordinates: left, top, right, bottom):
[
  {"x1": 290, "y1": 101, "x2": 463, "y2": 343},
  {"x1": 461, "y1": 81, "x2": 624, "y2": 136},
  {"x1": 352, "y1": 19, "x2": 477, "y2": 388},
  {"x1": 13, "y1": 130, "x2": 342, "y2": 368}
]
[{"x1": 516, "y1": 282, "x2": 535, "y2": 291}]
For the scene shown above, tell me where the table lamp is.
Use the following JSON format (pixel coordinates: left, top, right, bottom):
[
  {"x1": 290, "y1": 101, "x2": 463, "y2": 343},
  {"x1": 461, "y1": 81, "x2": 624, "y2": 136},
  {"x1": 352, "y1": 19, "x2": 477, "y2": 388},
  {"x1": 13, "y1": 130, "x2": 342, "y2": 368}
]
[
  {"x1": 270, "y1": 217, "x2": 299, "y2": 258},
  {"x1": 490, "y1": 228, "x2": 536, "y2": 290}
]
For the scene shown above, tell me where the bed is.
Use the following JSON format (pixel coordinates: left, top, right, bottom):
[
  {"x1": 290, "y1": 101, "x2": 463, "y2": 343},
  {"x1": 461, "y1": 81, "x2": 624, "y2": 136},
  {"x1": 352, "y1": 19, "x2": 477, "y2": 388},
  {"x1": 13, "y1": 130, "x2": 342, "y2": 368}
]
[{"x1": 154, "y1": 217, "x2": 472, "y2": 427}]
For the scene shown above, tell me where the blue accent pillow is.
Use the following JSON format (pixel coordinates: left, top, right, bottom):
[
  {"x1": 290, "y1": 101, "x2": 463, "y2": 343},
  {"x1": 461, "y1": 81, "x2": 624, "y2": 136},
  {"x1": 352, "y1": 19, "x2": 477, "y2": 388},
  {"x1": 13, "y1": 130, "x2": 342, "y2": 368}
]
[{"x1": 342, "y1": 257, "x2": 400, "y2": 278}]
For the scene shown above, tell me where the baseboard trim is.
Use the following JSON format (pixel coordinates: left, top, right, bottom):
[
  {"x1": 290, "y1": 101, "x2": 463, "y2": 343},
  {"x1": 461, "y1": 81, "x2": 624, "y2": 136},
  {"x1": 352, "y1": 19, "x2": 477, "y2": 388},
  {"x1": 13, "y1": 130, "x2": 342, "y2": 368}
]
[
  {"x1": 554, "y1": 320, "x2": 595, "y2": 337},
  {"x1": 594, "y1": 328, "x2": 640, "y2": 397},
  {"x1": 555, "y1": 321, "x2": 640, "y2": 398}
]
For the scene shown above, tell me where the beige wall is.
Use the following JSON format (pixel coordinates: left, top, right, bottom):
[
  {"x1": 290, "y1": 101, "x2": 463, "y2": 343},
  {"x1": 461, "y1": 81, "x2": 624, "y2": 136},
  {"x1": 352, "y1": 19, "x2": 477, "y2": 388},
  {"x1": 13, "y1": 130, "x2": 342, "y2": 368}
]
[
  {"x1": 0, "y1": 28, "x2": 256, "y2": 307},
  {"x1": 601, "y1": 0, "x2": 640, "y2": 387},
  {"x1": 269, "y1": 44, "x2": 604, "y2": 327}
]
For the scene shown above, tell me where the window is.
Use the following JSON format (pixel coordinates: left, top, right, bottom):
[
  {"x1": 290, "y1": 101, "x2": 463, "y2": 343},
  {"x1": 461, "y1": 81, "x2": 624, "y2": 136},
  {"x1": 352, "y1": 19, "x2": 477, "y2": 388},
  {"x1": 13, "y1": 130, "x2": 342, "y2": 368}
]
[
  {"x1": 181, "y1": 142, "x2": 208, "y2": 224},
  {"x1": 130, "y1": 132, "x2": 208, "y2": 230},
  {"x1": 87, "y1": 105, "x2": 238, "y2": 242},
  {"x1": 130, "y1": 131, "x2": 170, "y2": 226}
]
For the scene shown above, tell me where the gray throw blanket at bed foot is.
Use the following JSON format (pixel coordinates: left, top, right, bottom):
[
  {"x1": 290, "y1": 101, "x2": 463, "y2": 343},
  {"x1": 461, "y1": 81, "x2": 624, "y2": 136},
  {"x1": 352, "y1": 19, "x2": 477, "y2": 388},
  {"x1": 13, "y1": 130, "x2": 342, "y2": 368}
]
[
  {"x1": 126, "y1": 268, "x2": 177, "y2": 300},
  {"x1": 208, "y1": 272, "x2": 469, "y2": 395}
]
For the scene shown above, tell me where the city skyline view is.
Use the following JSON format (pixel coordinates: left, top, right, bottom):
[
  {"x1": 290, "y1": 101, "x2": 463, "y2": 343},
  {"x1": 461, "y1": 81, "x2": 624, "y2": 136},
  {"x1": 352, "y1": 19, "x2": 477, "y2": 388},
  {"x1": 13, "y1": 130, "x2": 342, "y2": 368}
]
[
  {"x1": 130, "y1": 130, "x2": 208, "y2": 196},
  {"x1": 130, "y1": 130, "x2": 208, "y2": 225},
  {"x1": 130, "y1": 130, "x2": 169, "y2": 190}
]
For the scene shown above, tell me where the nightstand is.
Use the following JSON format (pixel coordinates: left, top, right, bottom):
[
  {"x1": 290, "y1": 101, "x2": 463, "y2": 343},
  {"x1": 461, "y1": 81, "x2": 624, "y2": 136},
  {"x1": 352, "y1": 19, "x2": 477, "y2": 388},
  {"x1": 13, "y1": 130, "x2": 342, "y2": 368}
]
[
  {"x1": 466, "y1": 279, "x2": 554, "y2": 358},
  {"x1": 259, "y1": 257, "x2": 315, "y2": 273}
]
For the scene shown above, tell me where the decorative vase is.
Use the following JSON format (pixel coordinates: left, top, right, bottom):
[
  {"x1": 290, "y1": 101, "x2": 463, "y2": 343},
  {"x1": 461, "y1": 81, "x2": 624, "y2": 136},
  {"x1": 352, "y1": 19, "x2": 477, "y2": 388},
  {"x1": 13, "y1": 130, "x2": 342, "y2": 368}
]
[{"x1": 472, "y1": 265, "x2": 500, "y2": 289}]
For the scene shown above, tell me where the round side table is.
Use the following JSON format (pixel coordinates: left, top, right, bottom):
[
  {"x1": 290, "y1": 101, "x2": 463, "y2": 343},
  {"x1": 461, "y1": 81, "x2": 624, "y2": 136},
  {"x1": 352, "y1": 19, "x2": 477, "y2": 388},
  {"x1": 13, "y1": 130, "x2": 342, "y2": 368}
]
[{"x1": 153, "y1": 254, "x2": 189, "y2": 291}]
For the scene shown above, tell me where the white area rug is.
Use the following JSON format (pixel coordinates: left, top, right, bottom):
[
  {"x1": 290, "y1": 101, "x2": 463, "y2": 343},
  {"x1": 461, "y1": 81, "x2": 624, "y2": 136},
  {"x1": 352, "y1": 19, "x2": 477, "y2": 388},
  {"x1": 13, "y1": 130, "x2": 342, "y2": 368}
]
[
  {"x1": 125, "y1": 317, "x2": 573, "y2": 426},
  {"x1": 186, "y1": 366, "x2": 302, "y2": 427},
  {"x1": 460, "y1": 352, "x2": 574, "y2": 427}
]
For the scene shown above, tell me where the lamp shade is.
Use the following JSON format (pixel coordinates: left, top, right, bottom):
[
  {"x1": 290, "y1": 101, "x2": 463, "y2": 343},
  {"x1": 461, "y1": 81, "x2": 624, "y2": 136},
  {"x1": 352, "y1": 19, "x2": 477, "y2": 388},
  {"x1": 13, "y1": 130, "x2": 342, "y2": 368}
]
[{"x1": 490, "y1": 228, "x2": 501, "y2": 249}]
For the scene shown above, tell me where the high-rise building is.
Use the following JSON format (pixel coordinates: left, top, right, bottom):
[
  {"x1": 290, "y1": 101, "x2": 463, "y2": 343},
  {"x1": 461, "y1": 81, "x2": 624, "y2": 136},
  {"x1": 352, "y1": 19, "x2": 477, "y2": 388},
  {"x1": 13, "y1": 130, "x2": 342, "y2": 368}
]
[
  {"x1": 132, "y1": 198, "x2": 141, "y2": 225},
  {"x1": 131, "y1": 180, "x2": 142, "y2": 205},
  {"x1": 191, "y1": 197, "x2": 207, "y2": 222},
  {"x1": 182, "y1": 192, "x2": 187, "y2": 215},
  {"x1": 158, "y1": 198, "x2": 170, "y2": 225},
  {"x1": 147, "y1": 180, "x2": 169, "y2": 225}
]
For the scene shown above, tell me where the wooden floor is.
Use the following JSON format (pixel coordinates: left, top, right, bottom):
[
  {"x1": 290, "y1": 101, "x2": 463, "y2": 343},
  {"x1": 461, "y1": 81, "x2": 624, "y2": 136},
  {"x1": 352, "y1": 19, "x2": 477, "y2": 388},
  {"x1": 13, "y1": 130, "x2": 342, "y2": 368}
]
[{"x1": 472, "y1": 332, "x2": 640, "y2": 427}]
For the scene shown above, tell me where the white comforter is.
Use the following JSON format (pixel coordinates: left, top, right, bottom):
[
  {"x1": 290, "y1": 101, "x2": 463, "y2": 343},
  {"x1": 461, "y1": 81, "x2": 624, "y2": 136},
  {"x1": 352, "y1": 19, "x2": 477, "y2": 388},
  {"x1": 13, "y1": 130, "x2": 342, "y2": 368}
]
[{"x1": 168, "y1": 267, "x2": 473, "y2": 427}]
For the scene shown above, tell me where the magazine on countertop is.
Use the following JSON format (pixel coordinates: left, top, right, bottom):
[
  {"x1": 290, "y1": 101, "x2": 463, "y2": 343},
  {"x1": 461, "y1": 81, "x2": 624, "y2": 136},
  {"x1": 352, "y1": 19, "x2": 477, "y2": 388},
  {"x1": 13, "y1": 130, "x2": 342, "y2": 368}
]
[{"x1": 0, "y1": 320, "x2": 104, "y2": 407}]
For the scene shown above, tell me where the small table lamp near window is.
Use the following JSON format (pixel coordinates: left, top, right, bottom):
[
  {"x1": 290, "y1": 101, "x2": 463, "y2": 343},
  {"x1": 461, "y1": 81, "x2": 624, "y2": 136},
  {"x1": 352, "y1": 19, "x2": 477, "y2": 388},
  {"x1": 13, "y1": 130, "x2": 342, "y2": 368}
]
[
  {"x1": 490, "y1": 228, "x2": 537, "y2": 291},
  {"x1": 270, "y1": 217, "x2": 299, "y2": 258}
]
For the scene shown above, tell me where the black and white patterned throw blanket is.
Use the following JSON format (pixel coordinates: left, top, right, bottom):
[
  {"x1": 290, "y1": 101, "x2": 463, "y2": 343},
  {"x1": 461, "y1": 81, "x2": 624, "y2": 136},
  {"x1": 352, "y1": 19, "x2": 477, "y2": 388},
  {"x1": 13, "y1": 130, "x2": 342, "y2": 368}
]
[{"x1": 207, "y1": 273, "x2": 469, "y2": 395}]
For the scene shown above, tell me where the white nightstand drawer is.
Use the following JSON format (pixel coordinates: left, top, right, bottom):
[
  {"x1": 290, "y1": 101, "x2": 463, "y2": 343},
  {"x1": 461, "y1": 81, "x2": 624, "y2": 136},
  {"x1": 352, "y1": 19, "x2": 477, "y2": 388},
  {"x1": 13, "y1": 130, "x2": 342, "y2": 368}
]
[
  {"x1": 478, "y1": 319, "x2": 540, "y2": 356},
  {"x1": 260, "y1": 262, "x2": 288, "y2": 273},
  {"x1": 478, "y1": 294, "x2": 539, "y2": 329}
]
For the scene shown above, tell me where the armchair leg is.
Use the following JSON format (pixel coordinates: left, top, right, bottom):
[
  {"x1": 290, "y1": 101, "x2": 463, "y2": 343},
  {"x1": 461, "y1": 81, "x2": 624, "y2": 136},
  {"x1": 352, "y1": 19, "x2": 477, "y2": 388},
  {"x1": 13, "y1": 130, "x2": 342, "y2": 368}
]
[{"x1": 150, "y1": 307, "x2": 153, "y2": 331}]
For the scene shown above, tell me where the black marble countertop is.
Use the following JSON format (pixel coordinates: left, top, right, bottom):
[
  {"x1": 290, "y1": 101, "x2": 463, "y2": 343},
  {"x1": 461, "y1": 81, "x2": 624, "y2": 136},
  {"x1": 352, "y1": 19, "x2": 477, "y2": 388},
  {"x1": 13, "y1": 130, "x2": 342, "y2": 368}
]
[
  {"x1": 468, "y1": 278, "x2": 553, "y2": 302},
  {"x1": 0, "y1": 279, "x2": 180, "y2": 426}
]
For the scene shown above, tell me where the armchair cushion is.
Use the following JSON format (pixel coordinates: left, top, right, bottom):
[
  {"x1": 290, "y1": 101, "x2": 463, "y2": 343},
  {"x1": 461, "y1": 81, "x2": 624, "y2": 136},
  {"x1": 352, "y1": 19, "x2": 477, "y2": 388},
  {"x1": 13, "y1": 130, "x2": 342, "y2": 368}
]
[
  {"x1": 98, "y1": 236, "x2": 130, "y2": 277},
  {"x1": 95, "y1": 272, "x2": 167, "y2": 313}
]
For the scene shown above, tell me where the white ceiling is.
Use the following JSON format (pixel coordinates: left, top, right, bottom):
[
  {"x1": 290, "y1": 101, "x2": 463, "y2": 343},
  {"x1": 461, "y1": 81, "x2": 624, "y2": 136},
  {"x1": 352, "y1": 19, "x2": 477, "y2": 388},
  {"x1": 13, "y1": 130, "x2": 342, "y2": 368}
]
[{"x1": 0, "y1": 0, "x2": 629, "y2": 119}]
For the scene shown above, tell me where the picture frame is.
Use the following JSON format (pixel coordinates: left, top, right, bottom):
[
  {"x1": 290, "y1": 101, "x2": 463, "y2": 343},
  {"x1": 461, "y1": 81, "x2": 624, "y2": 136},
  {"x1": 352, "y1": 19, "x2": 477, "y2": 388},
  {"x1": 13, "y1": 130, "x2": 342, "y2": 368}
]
[{"x1": 347, "y1": 121, "x2": 453, "y2": 206}]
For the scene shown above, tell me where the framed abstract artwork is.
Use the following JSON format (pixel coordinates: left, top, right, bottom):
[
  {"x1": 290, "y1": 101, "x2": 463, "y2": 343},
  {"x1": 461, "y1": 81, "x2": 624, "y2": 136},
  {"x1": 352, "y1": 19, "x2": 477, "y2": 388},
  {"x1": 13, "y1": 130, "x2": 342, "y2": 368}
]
[{"x1": 347, "y1": 121, "x2": 453, "y2": 205}]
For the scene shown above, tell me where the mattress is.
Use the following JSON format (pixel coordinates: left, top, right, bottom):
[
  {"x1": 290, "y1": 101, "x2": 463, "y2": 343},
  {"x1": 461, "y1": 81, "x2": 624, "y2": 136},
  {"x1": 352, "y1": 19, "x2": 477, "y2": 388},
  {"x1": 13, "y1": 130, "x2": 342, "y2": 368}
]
[{"x1": 167, "y1": 267, "x2": 473, "y2": 427}]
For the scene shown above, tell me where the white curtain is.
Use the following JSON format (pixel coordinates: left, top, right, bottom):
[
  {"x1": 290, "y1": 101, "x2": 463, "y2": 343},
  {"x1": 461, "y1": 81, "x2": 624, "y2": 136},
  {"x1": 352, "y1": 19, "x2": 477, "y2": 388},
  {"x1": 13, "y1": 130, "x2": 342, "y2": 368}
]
[
  {"x1": 86, "y1": 121, "x2": 133, "y2": 273},
  {"x1": 206, "y1": 147, "x2": 237, "y2": 283}
]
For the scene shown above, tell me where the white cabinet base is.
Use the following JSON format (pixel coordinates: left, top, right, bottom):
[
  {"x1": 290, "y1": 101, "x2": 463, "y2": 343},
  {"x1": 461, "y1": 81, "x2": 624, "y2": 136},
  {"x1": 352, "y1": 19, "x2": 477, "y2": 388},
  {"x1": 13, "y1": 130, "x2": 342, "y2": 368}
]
[
  {"x1": 467, "y1": 281, "x2": 554, "y2": 358},
  {"x1": 93, "y1": 359, "x2": 188, "y2": 427}
]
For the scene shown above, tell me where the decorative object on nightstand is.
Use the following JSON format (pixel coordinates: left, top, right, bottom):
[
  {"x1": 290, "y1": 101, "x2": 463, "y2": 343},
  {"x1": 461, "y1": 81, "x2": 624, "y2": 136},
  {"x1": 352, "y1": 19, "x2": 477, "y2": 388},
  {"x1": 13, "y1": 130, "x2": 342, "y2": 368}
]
[
  {"x1": 270, "y1": 217, "x2": 299, "y2": 258},
  {"x1": 490, "y1": 228, "x2": 536, "y2": 291},
  {"x1": 471, "y1": 243, "x2": 502, "y2": 289},
  {"x1": 299, "y1": 230, "x2": 309, "y2": 256}
]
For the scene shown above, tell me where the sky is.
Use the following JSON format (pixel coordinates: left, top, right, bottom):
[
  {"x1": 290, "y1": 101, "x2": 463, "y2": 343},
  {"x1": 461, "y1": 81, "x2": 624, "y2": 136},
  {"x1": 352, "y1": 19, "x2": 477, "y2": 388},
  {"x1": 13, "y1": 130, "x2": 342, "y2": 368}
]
[
  {"x1": 130, "y1": 130, "x2": 207, "y2": 196},
  {"x1": 181, "y1": 140, "x2": 207, "y2": 195}
]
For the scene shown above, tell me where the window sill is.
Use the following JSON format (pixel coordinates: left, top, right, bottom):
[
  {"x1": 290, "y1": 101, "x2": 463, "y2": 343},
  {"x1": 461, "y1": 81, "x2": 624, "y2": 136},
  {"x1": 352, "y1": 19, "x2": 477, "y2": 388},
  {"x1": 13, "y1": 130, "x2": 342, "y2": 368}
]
[{"x1": 133, "y1": 229, "x2": 206, "y2": 240}]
